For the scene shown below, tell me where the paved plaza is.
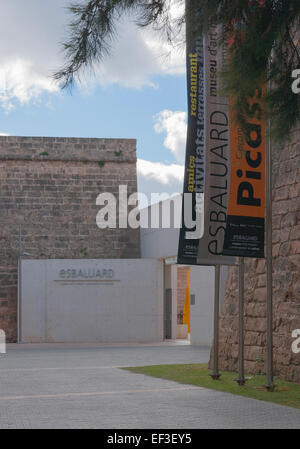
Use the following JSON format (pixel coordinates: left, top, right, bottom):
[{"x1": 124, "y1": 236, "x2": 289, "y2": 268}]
[{"x1": 0, "y1": 342, "x2": 299, "y2": 429}]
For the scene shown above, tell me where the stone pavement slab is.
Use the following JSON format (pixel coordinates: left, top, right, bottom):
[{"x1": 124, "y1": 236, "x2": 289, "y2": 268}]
[{"x1": 0, "y1": 342, "x2": 299, "y2": 429}]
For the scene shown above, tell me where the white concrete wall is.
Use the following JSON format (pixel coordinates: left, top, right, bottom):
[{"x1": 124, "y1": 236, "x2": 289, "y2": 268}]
[
  {"x1": 20, "y1": 259, "x2": 163, "y2": 343},
  {"x1": 141, "y1": 227, "x2": 180, "y2": 260},
  {"x1": 190, "y1": 265, "x2": 228, "y2": 346},
  {"x1": 140, "y1": 195, "x2": 181, "y2": 259},
  {"x1": 139, "y1": 195, "x2": 229, "y2": 346}
]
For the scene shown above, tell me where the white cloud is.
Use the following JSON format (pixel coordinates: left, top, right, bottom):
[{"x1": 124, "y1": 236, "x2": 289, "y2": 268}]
[
  {"x1": 90, "y1": 23, "x2": 161, "y2": 90},
  {"x1": 64, "y1": 15, "x2": 186, "y2": 90},
  {"x1": 137, "y1": 158, "x2": 183, "y2": 206},
  {"x1": 153, "y1": 110, "x2": 187, "y2": 163},
  {"x1": 0, "y1": 0, "x2": 64, "y2": 111},
  {"x1": 0, "y1": 133, "x2": 10, "y2": 136},
  {"x1": 140, "y1": 0, "x2": 186, "y2": 76},
  {"x1": 137, "y1": 159, "x2": 184, "y2": 185},
  {"x1": 0, "y1": 1, "x2": 185, "y2": 111},
  {"x1": 0, "y1": 59, "x2": 58, "y2": 113},
  {"x1": 96, "y1": 0, "x2": 186, "y2": 86}
]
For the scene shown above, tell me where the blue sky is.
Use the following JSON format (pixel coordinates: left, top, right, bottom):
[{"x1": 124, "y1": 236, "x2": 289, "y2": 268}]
[{"x1": 0, "y1": 0, "x2": 187, "y2": 204}]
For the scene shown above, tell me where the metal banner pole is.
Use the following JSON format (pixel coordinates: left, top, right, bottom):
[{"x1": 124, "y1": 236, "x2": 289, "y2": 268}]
[
  {"x1": 265, "y1": 108, "x2": 274, "y2": 391},
  {"x1": 17, "y1": 226, "x2": 22, "y2": 344},
  {"x1": 235, "y1": 257, "x2": 246, "y2": 385},
  {"x1": 211, "y1": 264, "x2": 221, "y2": 380}
]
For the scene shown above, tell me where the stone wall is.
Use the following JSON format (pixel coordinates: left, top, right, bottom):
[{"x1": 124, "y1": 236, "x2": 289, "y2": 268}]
[
  {"x1": 211, "y1": 129, "x2": 300, "y2": 382},
  {"x1": 0, "y1": 136, "x2": 140, "y2": 342}
]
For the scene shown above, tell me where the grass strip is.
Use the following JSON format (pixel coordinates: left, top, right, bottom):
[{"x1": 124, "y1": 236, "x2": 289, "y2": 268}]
[{"x1": 123, "y1": 363, "x2": 300, "y2": 409}]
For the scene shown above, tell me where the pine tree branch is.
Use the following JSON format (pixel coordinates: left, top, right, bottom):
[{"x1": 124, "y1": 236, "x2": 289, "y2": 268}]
[{"x1": 53, "y1": 0, "x2": 300, "y2": 139}]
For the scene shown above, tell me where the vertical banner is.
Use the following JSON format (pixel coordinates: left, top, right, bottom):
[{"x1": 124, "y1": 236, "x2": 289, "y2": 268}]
[
  {"x1": 196, "y1": 25, "x2": 235, "y2": 265},
  {"x1": 177, "y1": 11, "x2": 206, "y2": 265},
  {"x1": 178, "y1": 20, "x2": 236, "y2": 266},
  {"x1": 222, "y1": 1, "x2": 266, "y2": 258},
  {"x1": 178, "y1": 16, "x2": 265, "y2": 263},
  {"x1": 222, "y1": 86, "x2": 266, "y2": 258}
]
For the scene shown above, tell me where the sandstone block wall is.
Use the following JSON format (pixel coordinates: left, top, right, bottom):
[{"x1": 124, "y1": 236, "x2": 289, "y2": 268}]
[
  {"x1": 0, "y1": 136, "x2": 140, "y2": 342},
  {"x1": 211, "y1": 129, "x2": 300, "y2": 382}
]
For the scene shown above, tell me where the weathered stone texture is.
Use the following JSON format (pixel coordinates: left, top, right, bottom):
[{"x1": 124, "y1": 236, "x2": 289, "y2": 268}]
[
  {"x1": 0, "y1": 137, "x2": 140, "y2": 342},
  {"x1": 210, "y1": 129, "x2": 300, "y2": 382}
]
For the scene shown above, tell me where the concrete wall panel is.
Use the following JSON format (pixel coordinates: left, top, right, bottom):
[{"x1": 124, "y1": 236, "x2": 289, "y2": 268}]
[{"x1": 21, "y1": 258, "x2": 163, "y2": 343}]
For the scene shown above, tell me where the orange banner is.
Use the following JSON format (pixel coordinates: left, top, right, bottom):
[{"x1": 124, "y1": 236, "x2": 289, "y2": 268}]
[
  {"x1": 222, "y1": 83, "x2": 266, "y2": 258},
  {"x1": 228, "y1": 87, "x2": 266, "y2": 218}
]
